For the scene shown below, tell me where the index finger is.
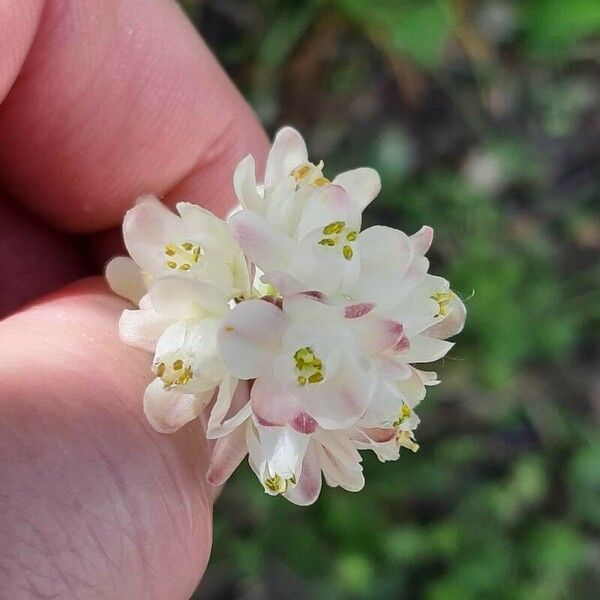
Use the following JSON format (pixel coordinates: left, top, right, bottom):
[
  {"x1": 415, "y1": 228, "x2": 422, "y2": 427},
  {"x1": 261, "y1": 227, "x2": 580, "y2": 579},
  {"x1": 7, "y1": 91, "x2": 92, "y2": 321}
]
[{"x1": 0, "y1": 0, "x2": 268, "y2": 232}]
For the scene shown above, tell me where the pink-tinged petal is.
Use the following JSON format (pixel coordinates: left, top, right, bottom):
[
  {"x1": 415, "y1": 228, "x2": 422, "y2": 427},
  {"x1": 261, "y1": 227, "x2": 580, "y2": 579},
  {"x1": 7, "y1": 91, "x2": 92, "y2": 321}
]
[
  {"x1": 353, "y1": 428, "x2": 400, "y2": 462},
  {"x1": 345, "y1": 226, "x2": 414, "y2": 307},
  {"x1": 424, "y1": 295, "x2": 467, "y2": 339},
  {"x1": 360, "y1": 427, "x2": 397, "y2": 443},
  {"x1": 219, "y1": 299, "x2": 286, "y2": 379},
  {"x1": 348, "y1": 314, "x2": 405, "y2": 354},
  {"x1": 233, "y1": 154, "x2": 262, "y2": 211},
  {"x1": 296, "y1": 184, "x2": 361, "y2": 240},
  {"x1": 261, "y1": 271, "x2": 305, "y2": 297},
  {"x1": 373, "y1": 355, "x2": 412, "y2": 380},
  {"x1": 207, "y1": 375, "x2": 252, "y2": 439},
  {"x1": 105, "y1": 256, "x2": 146, "y2": 305},
  {"x1": 332, "y1": 167, "x2": 381, "y2": 210},
  {"x1": 401, "y1": 335, "x2": 454, "y2": 363},
  {"x1": 316, "y1": 432, "x2": 364, "y2": 492},
  {"x1": 290, "y1": 411, "x2": 318, "y2": 434},
  {"x1": 206, "y1": 425, "x2": 249, "y2": 486},
  {"x1": 123, "y1": 196, "x2": 185, "y2": 273},
  {"x1": 251, "y1": 375, "x2": 303, "y2": 426},
  {"x1": 143, "y1": 378, "x2": 213, "y2": 434},
  {"x1": 228, "y1": 210, "x2": 295, "y2": 273},
  {"x1": 119, "y1": 302, "x2": 172, "y2": 353},
  {"x1": 410, "y1": 225, "x2": 434, "y2": 255},
  {"x1": 150, "y1": 277, "x2": 228, "y2": 319},
  {"x1": 284, "y1": 442, "x2": 322, "y2": 506},
  {"x1": 301, "y1": 355, "x2": 374, "y2": 430},
  {"x1": 344, "y1": 302, "x2": 375, "y2": 319},
  {"x1": 265, "y1": 126, "x2": 308, "y2": 188}
]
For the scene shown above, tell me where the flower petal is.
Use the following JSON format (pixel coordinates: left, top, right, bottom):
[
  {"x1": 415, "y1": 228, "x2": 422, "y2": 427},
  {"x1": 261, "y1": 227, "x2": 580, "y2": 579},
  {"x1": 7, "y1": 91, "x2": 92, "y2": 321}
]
[
  {"x1": 265, "y1": 126, "x2": 308, "y2": 189},
  {"x1": 150, "y1": 277, "x2": 228, "y2": 319},
  {"x1": 410, "y1": 225, "x2": 434, "y2": 255},
  {"x1": 206, "y1": 424, "x2": 249, "y2": 486},
  {"x1": 424, "y1": 295, "x2": 467, "y2": 339},
  {"x1": 251, "y1": 375, "x2": 303, "y2": 426},
  {"x1": 105, "y1": 256, "x2": 146, "y2": 305},
  {"x1": 344, "y1": 225, "x2": 413, "y2": 308},
  {"x1": 228, "y1": 210, "x2": 295, "y2": 273},
  {"x1": 119, "y1": 297, "x2": 172, "y2": 352},
  {"x1": 219, "y1": 299, "x2": 286, "y2": 379},
  {"x1": 316, "y1": 431, "x2": 364, "y2": 492},
  {"x1": 206, "y1": 375, "x2": 252, "y2": 439},
  {"x1": 359, "y1": 378, "x2": 405, "y2": 428},
  {"x1": 296, "y1": 184, "x2": 361, "y2": 240},
  {"x1": 300, "y1": 353, "x2": 375, "y2": 430},
  {"x1": 332, "y1": 167, "x2": 381, "y2": 210},
  {"x1": 123, "y1": 195, "x2": 185, "y2": 274},
  {"x1": 401, "y1": 335, "x2": 454, "y2": 363},
  {"x1": 143, "y1": 378, "x2": 212, "y2": 434},
  {"x1": 284, "y1": 442, "x2": 322, "y2": 506},
  {"x1": 258, "y1": 424, "x2": 310, "y2": 480},
  {"x1": 233, "y1": 154, "x2": 262, "y2": 211}
]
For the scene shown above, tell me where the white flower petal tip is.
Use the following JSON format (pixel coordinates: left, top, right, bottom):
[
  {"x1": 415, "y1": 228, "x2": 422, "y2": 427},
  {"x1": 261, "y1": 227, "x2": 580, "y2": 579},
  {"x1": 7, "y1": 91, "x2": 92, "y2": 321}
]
[{"x1": 105, "y1": 124, "x2": 465, "y2": 506}]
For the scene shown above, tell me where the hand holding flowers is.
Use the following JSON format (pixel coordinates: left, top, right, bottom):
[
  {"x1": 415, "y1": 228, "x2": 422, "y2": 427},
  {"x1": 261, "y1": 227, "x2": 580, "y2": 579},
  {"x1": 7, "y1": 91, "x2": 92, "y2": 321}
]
[{"x1": 106, "y1": 127, "x2": 465, "y2": 505}]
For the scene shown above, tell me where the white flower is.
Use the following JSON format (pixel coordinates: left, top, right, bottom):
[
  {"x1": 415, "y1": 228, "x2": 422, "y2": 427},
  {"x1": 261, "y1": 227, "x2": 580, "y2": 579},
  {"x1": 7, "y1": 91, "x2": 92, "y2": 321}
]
[
  {"x1": 233, "y1": 126, "x2": 381, "y2": 237},
  {"x1": 207, "y1": 416, "x2": 364, "y2": 506},
  {"x1": 123, "y1": 277, "x2": 233, "y2": 433},
  {"x1": 106, "y1": 195, "x2": 250, "y2": 304},
  {"x1": 229, "y1": 127, "x2": 383, "y2": 296}
]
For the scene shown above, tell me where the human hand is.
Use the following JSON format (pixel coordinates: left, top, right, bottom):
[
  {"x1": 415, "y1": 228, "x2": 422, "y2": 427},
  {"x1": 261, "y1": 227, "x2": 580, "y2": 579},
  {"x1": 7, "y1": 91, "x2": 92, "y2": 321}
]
[{"x1": 0, "y1": 1, "x2": 267, "y2": 597}]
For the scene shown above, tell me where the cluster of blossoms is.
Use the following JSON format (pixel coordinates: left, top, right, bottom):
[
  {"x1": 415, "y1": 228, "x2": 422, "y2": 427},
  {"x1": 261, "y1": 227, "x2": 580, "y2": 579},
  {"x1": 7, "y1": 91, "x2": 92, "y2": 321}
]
[{"x1": 106, "y1": 127, "x2": 465, "y2": 505}]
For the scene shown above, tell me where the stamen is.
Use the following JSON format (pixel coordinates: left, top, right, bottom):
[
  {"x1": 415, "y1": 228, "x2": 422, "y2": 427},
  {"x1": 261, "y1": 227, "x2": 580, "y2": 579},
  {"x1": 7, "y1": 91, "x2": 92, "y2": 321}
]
[
  {"x1": 393, "y1": 404, "x2": 412, "y2": 428},
  {"x1": 264, "y1": 474, "x2": 296, "y2": 494},
  {"x1": 431, "y1": 291, "x2": 454, "y2": 317},
  {"x1": 294, "y1": 346, "x2": 325, "y2": 386},
  {"x1": 164, "y1": 241, "x2": 203, "y2": 272},
  {"x1": 342, "y1": 245, "x2": 353, "y2": 260},
  {"x1": 154, "y1": 358, "x2": 194, "y2": 389},
  {"x1": 323, "y1": 221, "x2": 345, "y2": 235}
]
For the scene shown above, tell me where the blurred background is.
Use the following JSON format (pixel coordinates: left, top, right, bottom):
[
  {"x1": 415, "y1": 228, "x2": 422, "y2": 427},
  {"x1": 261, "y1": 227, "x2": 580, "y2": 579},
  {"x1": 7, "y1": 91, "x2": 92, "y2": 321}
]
[{"x1": 180, "y1": 1, "x2": 599, "y2": 598}]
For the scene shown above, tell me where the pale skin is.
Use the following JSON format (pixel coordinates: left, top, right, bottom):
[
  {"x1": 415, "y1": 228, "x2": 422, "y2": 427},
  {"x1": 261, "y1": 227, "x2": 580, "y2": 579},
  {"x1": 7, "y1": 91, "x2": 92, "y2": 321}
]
[{"x1": 0, "y1": 1, "x2": 268, "y2": 597}]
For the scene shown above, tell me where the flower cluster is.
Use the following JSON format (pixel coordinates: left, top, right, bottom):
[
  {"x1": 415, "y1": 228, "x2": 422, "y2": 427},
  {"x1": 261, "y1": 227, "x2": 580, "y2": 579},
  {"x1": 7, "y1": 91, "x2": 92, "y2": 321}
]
[{"x1": 106, "y1": 127, "x2": 465, "y2": 505}]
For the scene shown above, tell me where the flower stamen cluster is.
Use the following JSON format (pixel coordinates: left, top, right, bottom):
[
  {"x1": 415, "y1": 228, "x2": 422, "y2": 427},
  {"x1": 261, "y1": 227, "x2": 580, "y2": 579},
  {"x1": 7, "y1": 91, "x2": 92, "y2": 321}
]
[{"x1": 106, "y1": 126, "x2": 466, "y2": 506}]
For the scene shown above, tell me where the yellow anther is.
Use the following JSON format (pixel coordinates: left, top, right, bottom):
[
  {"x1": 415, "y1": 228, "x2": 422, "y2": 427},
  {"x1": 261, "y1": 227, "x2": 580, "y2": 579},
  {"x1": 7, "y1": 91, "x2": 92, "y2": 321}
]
[
  {"x1": 393, "y1": 404, "x2": 412, "y2": 428},
  {"x1": 318, "y1": 238, "x2": 336, "y2": 246},
  {"x1": 294, "y1": 346, "x2": 325, "y2": 386},
  {"x1": 343, "y1": 245, "x2": 353, "y2": 261},
  {"x1": 313, "y1": 176, "x2": 330, "y2": 187},
  {"x1": 292, "y1": 164, "x2": 311, "y2": 180},
  {"x1": 431, "y1": 290, "x2": 454, "y2": 317},
  {"x1": 323, "y1": 221, "x2": 345, "y2": 235},
  {"x1": 346, "y1": 231, "x2": 358, "y2": 241},
  {"x1": 264, "y1": 474, "x2": 289, "y2": 494},
  {"x1": 154, "y1": 358, "x2": 193, "y2": 389},
  {"x1": 164, "y1": 241, "x2": 202, "y2": 271}
]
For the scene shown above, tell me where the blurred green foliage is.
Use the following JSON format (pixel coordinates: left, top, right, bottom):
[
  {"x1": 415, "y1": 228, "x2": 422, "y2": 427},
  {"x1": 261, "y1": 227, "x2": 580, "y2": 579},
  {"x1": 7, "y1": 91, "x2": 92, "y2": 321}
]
[{"x1": 181, "y1": 0, "x2": 600, "y2": 598}]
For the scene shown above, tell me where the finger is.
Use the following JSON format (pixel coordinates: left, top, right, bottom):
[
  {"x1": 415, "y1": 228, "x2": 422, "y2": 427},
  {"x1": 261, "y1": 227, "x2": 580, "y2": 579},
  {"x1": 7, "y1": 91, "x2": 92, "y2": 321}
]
[
  {"x1": 0, "y1": 197, "x2": 90, "y2": 319},
  {"x1": 0, "y1": 0, "x2": 43, "y2": 103},
  {"x1": 0, "y1": 278, "x2": 213, "y2": 599},
  {"x1": 0, "y1": 0, "x2": 268, "y2": 232}
]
